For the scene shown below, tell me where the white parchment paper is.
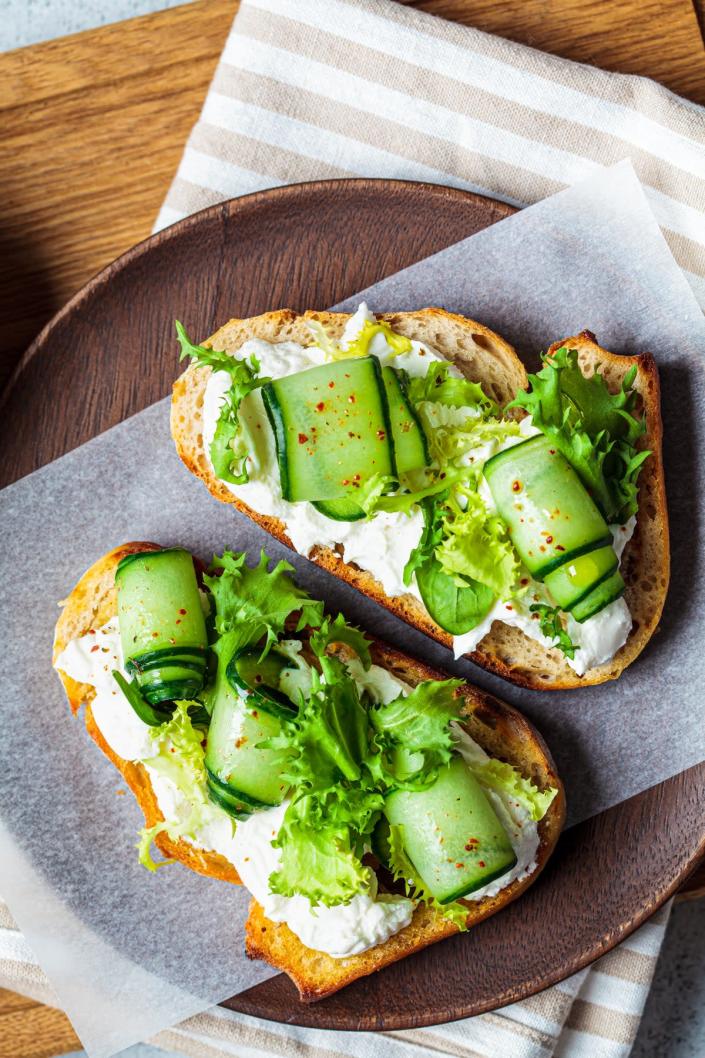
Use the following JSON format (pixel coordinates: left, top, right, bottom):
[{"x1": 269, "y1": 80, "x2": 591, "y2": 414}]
[{"x1": 1, "y1": 162, "x2": 703, "y2": 1056}]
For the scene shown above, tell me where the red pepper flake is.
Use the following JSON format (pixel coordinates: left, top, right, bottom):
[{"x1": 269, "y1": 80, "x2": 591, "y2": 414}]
[
  {"x1": 376, "y1": 429, "x2": 386, "y2": 440},
  {"x1": 348, "y1": 394, "x2": 356, "y2": 404},
  {"x1": 179, "y1": 608, "x2": 187, "y2": 615},
  {"x1": 512, "y1": 480, "x2": 522, "y2": 492},
  {"x1": 90, "y1": 644, "x2": 100, "y2": 653},
  {"x1": 520, "y1": 578, "x2": 529, "y2": 586},
  {"x1": 235, "y1": 737, "x2": 247, "y2": 748},
  {"x1": 556, "y1": 544, "x2": 566, "y2": 552},
  {"x1": 328, "y1": 381, "x2": 335, "y2": 388},
  {"x1": 505, "y1": 605, "x2": 513, "y2": 611},
  {"x1": 175, "y1": 619, "x2": 181, "y2": 625},
  {"x1": 315, "y1": 401, "x2": 325, "y2": 411},
  {"x1": 464, "y1": 839, "x2": 479, "y2": 850},
  {"x1": 353, "y1": 473, "x2": 361, "y2": 482},
  {"x1": 152, "y1": 631, "x2": 159, "y2": 638},
  {"x1": 455, "y1": 862, "x2": 464, "y2": 869},
  {"x1": 478, "y1": 860, "x2": 486, "y2": 868},
  {"x1": 298, "y1": 433, "x2": 309, "y2": 444},
  {"x1": 549, "y1": 449, "x2": 556, "y2": 455}
]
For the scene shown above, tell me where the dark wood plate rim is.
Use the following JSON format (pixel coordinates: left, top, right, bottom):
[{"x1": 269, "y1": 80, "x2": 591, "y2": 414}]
[
  {"x1": 6, "y1": 177, "x2": 703, "y2": 1032},
  {"x1": 2, "y1": 178, "x2": 507, "y2": 411}
]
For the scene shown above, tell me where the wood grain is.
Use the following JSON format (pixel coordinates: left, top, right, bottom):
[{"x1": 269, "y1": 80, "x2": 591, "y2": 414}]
[
  {"x1": 0, "y1": 0, "x2": 236, "y2": 392},
  {"x1": 1, "y1": 0, "x2": 703, "y2": 392},
  {"x1": 1, "y1": 179, "x2": 703, "y2": 1031},
  {"x1": 405, "y1": 0, "x2": 705, "y2": 100},
  {"x1": 0, "y1": 990, "x2": 79, "y2": 1058}
]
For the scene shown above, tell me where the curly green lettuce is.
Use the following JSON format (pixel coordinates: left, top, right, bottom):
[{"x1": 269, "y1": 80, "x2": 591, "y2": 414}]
[
  {"x1": 308, "y1": 318, "x2": 412, "y2": 361},
  {"x1": 176, "y1": 321, "x2": 269, "y2": 485},
  {"x1": 529, "y1": 603, "x2": 577, "y2": 660},
  {"x1": 369, "y1": 678, "x2": 464, "y2": 789},
  {"x1": 435, "y1": 488, "x2": 520, "y2": 600},
  {"x1": 309, "y1": 613, "x2": 372, "y2": 671},
  {"x1": 204, "y1": 550, "x2": 324, "y2": 661},
  {"x1": 509, "y1": 346, "x2": 649, "y2": 523},
  {"x1": 137, "y1": 701, "x2": 221, "y2": 871},
  {"x1": 269, "y1": 785, "x2": 384, "y2": 907},
  {"x1": 263, "y1": 661, "x2": 383, "y2": 905},
  {"x1": 473, "y1": 758, "x2": 558, "y2": 822},
  {"x1": 406, "y1": 361, "x2": 496, "y2": 415}
]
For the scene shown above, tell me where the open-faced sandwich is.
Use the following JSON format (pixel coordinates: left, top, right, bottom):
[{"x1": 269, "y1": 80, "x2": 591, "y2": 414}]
[
  {"x1": 53, "y1": 544, "x2": 564, "y2": 999},
  {"x1": 172, "y1": 305, "x2": 669, "y2": 689}
]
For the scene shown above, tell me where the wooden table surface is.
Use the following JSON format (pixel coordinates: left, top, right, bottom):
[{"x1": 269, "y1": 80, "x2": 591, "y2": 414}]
[{"x1": 1, "y1": 1, "x2": 703, "y2": 1055}]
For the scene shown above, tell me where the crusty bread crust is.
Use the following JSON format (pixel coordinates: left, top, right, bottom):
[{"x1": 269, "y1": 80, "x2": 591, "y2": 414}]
[
  {"x1": 54, "y1": 541, "x2": 565, "y2": 1001},
  {"x1": 171, "y1": 310, "x2": 669, "y2": 690}
]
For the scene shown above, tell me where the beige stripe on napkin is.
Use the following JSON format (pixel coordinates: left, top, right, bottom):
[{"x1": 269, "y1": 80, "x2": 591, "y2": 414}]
[
  {"x1": 156, "y1": 0, "x2": 705, "y2": 308},
  {"x1": 0, "y1": 887, "x2": 673, "y2": 1058}
]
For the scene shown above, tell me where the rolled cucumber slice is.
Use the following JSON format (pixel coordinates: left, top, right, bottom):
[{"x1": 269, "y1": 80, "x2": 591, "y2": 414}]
[
  {"x1": 226, "y1": 646, "x2": 298, "y2": 718},
  {"x1": 312, "y1": 496, "x2": 366, "y2": 521},
  {"x1": 382, "y1": 367, "x2": 429, "y2": 478},
  {"x1": 570, "y1": 569, "x2": 625, "y2": 623},
  {"x1": 261, "y1": 356, "x2": 395, "y2": 503},
  {"x1": 205, "y1": 769, "x2": 270, "y2": 819},
  {"x1": 484, "y1": 435, "x2": 612, "y2": 579},
  {"x1": 543, "y1": 544, "x2": 617, "y2": 611},
  {"x1": 115, "y1": 548, "x2": 208, "y2": 704},
  {"x1": 311, "y1": 369, "x2": 428, "y2": 521},
  {"x1": 384, "y1": 756, "x2": 517, "y2": 903},
  {"x1": 205, "y1": 669, "x2": 292, "y2": 809}
]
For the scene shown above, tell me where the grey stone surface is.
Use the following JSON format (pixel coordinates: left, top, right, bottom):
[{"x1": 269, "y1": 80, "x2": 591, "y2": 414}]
[
  {"x1": 1, "y1": 0, "x2": 188, "y2": 51},
  {"x1": 631, "y1": 899, "x2": 705, "y2": 1058}
]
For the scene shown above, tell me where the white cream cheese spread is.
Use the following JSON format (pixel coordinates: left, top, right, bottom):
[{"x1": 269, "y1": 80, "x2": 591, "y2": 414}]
[
  {"x1": 55, "y1": 617, "x2": 542, "y2": 957},
  {"x1": 200, "y1": 303, "x2": 635, "y2": 673}
]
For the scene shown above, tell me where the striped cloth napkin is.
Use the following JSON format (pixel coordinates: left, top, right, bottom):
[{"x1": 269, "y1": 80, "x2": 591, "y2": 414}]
[
  {"x1": 1, "y1": 1, "x2": 697, "y2": 1055},
  {"x1": 0, "y1": 896, "x2": 675, "y2": 1058},
  {"x1": 155, "y1": 0, "x2": 705, "y2": 309}
]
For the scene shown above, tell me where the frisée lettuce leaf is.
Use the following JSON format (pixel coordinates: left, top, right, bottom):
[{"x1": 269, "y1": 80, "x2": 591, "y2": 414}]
[
  {"x1": 406, "y1": 361, "x2": 496, "y2": 414},
  {"x1": 474, "y1": 759, "x2": 558, "y2": 822},
  {"x1": 176, "y1": 322, "x2": 269, "y2": 485},
  {"x1": 435, "y1": 488, "x2": 520, "y2": 599},
  {"x1": 369, "y1": 678, "x2": 464, "y2": 789},
  {"x1": 137, "y1": 701, "x2": 223, "y2": 872},
  {"x1": 204, "y1": 550, "x2": 324, "y2": 661},
  {"x1": 509, "y1": 346, "x2": 649, "y2": 523}
]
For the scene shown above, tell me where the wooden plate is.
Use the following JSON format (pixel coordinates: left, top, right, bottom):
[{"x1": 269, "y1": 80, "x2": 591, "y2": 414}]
[{"x1": 3, "y1": 179, "x2": 703, "y2": 1031}]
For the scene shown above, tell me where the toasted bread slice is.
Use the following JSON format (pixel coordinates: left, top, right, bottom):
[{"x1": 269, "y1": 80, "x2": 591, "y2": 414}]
[
  {"x1": 53, "y1": 542, "x2": 241, "y2": 885},
  {"x1": 54, "y1": 542, "x2": 565, "y2": 1001},
  {"x1": 245, "y1": 637, "x2": 565, "y2": 1001},
  {"x1": 171, "y1": 310, "x2": 668, "y2": 690}
]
